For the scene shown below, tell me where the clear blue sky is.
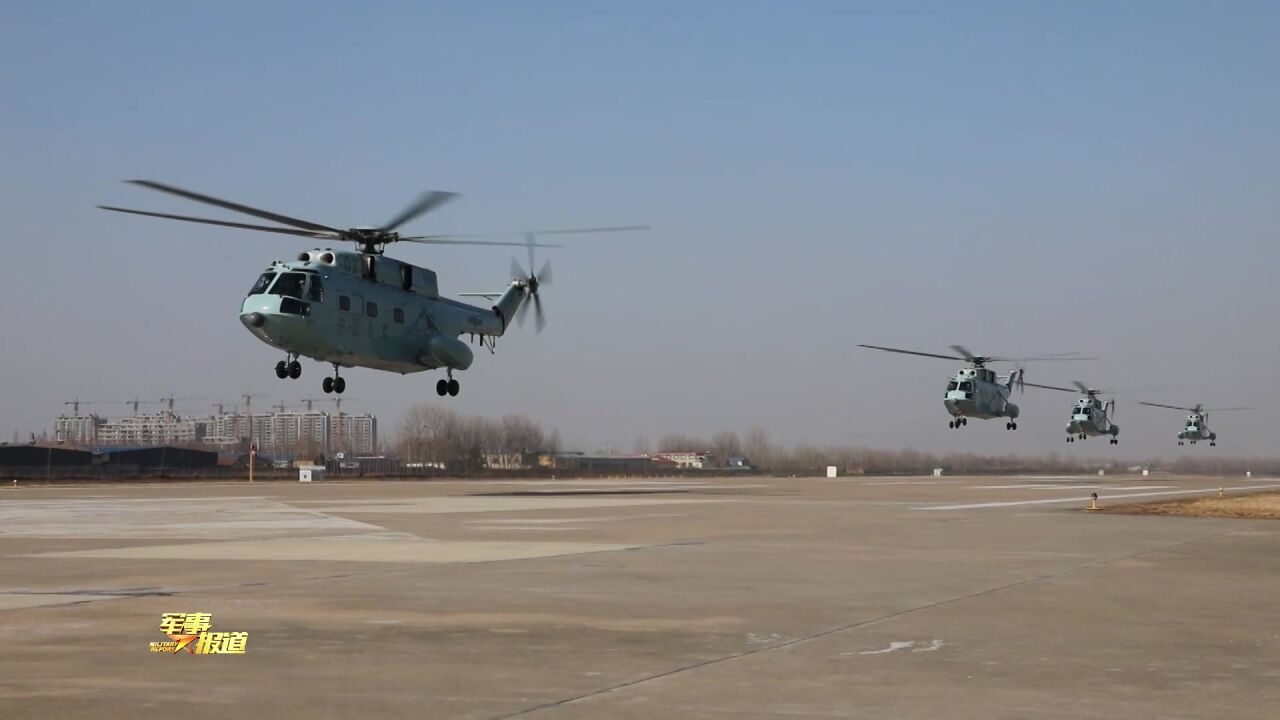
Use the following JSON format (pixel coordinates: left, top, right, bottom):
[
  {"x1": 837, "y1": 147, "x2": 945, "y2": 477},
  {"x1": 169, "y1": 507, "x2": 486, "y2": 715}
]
[{"x1": 2, "y1": 1, "x2": 1278, "y2": 456}]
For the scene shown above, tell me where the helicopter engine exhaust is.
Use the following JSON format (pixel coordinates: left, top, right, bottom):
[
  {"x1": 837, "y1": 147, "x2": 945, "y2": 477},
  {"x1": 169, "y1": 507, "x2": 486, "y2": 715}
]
[{"x1": 419, "y1": 335, "x2": 474, "y2": 371}]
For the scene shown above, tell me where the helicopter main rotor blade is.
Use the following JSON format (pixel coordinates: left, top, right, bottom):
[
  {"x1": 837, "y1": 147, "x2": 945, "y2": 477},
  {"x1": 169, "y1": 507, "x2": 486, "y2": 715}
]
[
  {"x1": 1022, "y1": 381, "x2": 1077, "y2": 393},
  {"x1": 1138, "y1": 401, "x2": 1196, "y2": 412},
  {"x1": 380, "y1": 191, "x2": 458, "y2": 232},
  {"x1": 1001, "y1": 353, "x2": 1095, "y2": 362},
  {"x1": 411, "y1": 225, "x2": 649, "y2": 241},
  {"x1": 126, "y1": 180, "x2": 341, "y2": 234},
  {"x1": 949, "y1": 345, "x2": 977, "y2": 361},
  {"x1": 98, "y1": 206, "x2": 333, "y2": 238},
  {"x1": 1204, "y1": 406, "x2": 1253, "y2": 412},
  {"x1": 858, "y1": 345, "x2": 965, "y2": 362},
  {"x1": 1072, "y1": 381, "x2": 1091, "y2": 394},
  {"x1": 401, "y1": 236, "x2": 564, "y2": 248}
]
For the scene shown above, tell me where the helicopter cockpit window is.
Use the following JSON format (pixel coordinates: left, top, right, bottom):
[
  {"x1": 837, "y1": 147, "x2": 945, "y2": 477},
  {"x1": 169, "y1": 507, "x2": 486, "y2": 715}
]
[
  {"x1": 307, "y1": 276, "x2": 324, "y2": 303},
  {"x1": 248, "y1": 272, "x2": 275, "y2": 296},
  {"x1": 269, "y1": 272, "x2": 307, "y2": 299},
  {"x1": 947, "y1": 381, "x2": 958, "y2": 392},
  {"x1": 958, "y1": 381, "x2": 973, "y2": 392}
]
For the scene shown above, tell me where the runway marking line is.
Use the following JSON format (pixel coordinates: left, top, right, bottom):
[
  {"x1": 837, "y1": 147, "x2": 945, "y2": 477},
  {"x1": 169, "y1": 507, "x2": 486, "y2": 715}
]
[{"x1": 914, "y1": 484, "x2": 1280, "y2": 511}]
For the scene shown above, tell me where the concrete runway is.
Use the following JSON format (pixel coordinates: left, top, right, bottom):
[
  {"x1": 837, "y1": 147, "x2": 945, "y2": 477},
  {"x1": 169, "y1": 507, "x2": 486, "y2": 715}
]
[{"x1": 2, "y1": 474, "x2": 1279, "y2": 719}]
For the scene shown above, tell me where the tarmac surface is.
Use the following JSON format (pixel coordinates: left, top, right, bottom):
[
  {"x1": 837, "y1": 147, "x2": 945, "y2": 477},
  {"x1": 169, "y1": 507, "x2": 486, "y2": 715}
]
[{"x1": 2, "y1": 473, "x2": 1279, "y2": 719}]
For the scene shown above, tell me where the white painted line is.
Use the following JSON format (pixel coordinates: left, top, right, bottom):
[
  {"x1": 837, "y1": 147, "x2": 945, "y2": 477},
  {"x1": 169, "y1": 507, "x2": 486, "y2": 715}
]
[
  {"x1": 914, "y1": 484, "x2": 1280, "y2": 511},
  {"x1": 971, "y1": 484, "x2": 1174, "y2": 491},
  {"x1": 866, "y1": 481, "x2": 954, "y2": 486}
]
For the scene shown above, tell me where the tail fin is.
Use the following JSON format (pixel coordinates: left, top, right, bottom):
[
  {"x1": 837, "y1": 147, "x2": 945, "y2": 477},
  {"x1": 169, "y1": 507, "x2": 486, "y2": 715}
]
[{"x1": 1006, "y1": 368, "x2": 1024, "y2": 393}]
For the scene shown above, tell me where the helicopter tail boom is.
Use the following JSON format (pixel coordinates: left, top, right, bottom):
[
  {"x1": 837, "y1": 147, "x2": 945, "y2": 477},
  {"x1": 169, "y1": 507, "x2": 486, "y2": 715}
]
[{"x1": 491, "y1": 284, "x2": 528, "y2": 335}]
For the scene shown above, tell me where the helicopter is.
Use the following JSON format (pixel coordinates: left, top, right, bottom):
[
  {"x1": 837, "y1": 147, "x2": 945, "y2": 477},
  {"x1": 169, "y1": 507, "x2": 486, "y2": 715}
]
[
  {"x1": 1137, "y1": 402, "x2": 1250, "y2": 447},
  {"x1": 857, "y1": 345, "x2": 1090, "y2": 430},
  {"x1": 100, "y1": 180, "x2": 645, "y2": 397},
  {"x1": 1023, "y1": 381, "x2": 1120, "y2": 444}
]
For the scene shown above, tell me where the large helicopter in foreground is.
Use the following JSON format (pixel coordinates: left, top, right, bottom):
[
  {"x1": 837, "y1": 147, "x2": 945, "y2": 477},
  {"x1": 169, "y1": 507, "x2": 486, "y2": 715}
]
[
  {"x1": 857, "y1": 344, "x2": 1091, "y2": 430},
  {"x1": 100, "y1": 180, "x2": 645, "y2": 397},
  {"x1": 1024, "y1": 381, "x2": 1120, "y2": 444},
  {"x1": 1138, "y1": 402, "x2": 1250, "y2": 447}
]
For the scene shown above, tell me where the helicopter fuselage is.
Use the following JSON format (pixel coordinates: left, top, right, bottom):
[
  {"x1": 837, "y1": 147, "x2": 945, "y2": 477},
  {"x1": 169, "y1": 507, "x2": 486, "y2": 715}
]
[
  {"x1": 943, "y1": 367, "x2": 1019, "y2": 420},
  {"x1": 1176, "y1": 414, "x2": 1216, "y2": 442},
  {"x1": 239, "y1": 248, "x2": 523, "y2": 375},
  {"x1": 1066, "y1": 398, "x2": 1118, "y2": 438}
]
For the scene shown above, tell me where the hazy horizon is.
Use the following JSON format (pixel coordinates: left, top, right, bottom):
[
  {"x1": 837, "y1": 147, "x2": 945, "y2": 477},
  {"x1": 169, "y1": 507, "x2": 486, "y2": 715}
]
[{"x1": 3, "y1": 2, "x2": 1278, "y2": 458}]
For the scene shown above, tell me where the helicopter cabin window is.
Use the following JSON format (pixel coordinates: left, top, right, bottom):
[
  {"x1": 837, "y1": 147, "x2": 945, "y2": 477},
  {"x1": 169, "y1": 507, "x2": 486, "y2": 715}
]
[
  {"x1": 307, "y1": 276, "x2": 324, "y2": 303},
  {"x1": 366, "y1": 302, "x2": 378, "y2": 318},
  {"x1": 248, "y1": 272, "x2": 275, "y2": 296},
  {"x1": 393, "y1": 308, "x2": 404, "y2": 324},
  {"x1": 269, "y1": 272, "x2": 307, "y2": 299},
  {"x1": 339, "y1": 295, "x2": 351, "y2": 312}
]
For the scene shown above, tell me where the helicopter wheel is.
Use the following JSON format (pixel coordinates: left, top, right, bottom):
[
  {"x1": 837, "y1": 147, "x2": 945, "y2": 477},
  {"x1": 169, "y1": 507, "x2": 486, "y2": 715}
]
[
  {"x1": 275, "y1": 361, "x2": 288, "y2": 379},
  {"x1": 322, "y1": 377, "x2": 334, "y2": 394},
  {"x1": 436, "y1": 379, "x2": 448, "y2": 397},
  {"x1": 288, "y1": 360, "x2": 302, "y2": 380},
  {"x1": 1210, "y1": 442, "x2": 1216, "y2": 447},
  {"x1": 333, "y1": 377, "x2": 346, "y2": 394},
  {"x1": 448, "y1": 379, "x2": 460, "y2": 397}
]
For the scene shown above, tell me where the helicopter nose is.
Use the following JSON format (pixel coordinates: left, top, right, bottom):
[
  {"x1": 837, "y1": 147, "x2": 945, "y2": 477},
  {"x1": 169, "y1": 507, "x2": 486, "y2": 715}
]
[{"x1": 241, "y1": 312, "x2": 266, "y2": 328}]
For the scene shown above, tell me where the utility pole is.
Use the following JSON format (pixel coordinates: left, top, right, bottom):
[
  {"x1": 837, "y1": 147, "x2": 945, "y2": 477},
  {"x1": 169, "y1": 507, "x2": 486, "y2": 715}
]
[{"x1": 242, "y1": 392, "x2": 261, "y2": 483}]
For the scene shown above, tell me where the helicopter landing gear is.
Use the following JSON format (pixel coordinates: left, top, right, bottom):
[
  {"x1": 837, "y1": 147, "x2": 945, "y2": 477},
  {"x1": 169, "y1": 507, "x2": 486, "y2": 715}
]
[
  {"x1": 275, "y1": 356, "x2": 302, "y2": 380},
  {"x1": 1210, "y1": 441, "x2": 1217, "y2": 447},
  {"x1": 1110, "y1": 438, "x2": 1118, "y2": 445},
  {"x1": 1178, "y1": 441, "x2": 1184, "y2": 446},
  {"x1": 322, "y1": 365, "x2": 345, "y2": 395},
  {"x1": 949, "y1": 417, "x2": 967, "y2": 429},
  {"x1": 435, "y1": 371, "x2": 460, "y2": 397},
  {"x1": 1005, "y1": 421, "x2": 1018, "y2": 431}
]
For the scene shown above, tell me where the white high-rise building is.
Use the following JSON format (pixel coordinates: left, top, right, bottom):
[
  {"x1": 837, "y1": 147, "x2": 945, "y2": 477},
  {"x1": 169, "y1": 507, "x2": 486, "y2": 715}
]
[
  {"x1": 53, "y1": 415, "x2": 103, "y2": 445},
  {"x1": 97, "y1": 414, "x2": 202, "y2": 446}
]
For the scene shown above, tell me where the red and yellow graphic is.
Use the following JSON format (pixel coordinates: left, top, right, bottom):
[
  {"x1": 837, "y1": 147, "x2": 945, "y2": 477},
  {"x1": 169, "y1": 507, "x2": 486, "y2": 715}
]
[{"x1": 150, "y1": 613, "x2": 248, "y2": 655}]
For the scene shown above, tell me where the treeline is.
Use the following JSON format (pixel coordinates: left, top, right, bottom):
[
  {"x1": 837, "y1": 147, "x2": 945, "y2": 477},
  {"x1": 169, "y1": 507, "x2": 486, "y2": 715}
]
[
  {"x1": 395, "y1": 404, "x2": 561, "y2": 472},
  {"x1": 394, "y1": 409, "x2": 1280, "y2": 476},
  {"x1": 644, "y1": 427, "x2": 1280, "y2": 476}
]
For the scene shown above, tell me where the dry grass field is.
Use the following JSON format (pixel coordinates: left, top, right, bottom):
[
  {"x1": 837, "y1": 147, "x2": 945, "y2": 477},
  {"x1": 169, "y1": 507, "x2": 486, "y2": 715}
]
[{"x1": 1105, "y1": 491, "x2": 1280, "y2": 519}]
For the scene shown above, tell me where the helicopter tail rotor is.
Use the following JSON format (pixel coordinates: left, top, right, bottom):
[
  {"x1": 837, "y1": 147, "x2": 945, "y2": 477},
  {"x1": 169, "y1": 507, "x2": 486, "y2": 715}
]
[{"x1": 510, "y1": 234, "x2": 552, "y2": 333}]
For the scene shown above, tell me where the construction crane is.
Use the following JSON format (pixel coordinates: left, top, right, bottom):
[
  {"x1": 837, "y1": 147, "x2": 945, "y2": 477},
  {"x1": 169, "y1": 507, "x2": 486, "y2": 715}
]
[
  {"x1": 157, "y1": 394, "x2": 203, "y2": 417},
  {"x1": 125, "y1": 397, "x2": 161, "y2": 415},
  {"x1": 63, "y1": 399, "x2": 111, "y2": 416},
  {"x1": 299, "y1": 397, "x2": 327, "y2": 412}
]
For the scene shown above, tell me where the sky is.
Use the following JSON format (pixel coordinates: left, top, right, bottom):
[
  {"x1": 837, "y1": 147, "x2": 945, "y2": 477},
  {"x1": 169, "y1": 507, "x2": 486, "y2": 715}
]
[{"x1": 2, "y1": 1, "x2": 1278, "y2": 458}]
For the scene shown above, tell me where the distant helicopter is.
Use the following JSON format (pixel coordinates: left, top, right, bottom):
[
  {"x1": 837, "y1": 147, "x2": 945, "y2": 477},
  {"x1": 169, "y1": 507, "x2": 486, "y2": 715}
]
[
  {"x1": 100, "y1": 180, "x2": 645, "y2": 397},
  {"x1": 1138, "y1": 402, "x2": 1250, "y2": 447},
  {"x1": 1024, "y1": 381, "x2": 1119, "y2": 444},
  {"x1": 857, "y1": 345, "x2": 1090, "y2": 430}
]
